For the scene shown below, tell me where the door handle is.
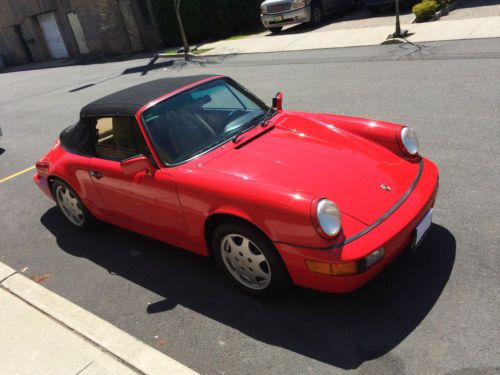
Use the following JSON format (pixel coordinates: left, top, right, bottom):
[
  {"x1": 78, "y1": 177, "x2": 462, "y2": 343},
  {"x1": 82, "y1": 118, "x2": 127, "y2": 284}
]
[{"x1": 89, "y1": 170, "x2": 103, "y2": 179}]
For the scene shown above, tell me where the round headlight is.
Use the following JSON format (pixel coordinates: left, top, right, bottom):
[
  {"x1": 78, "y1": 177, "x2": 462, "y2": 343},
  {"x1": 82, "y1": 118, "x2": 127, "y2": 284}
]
[
  {"x1": 401, "y1": 127, "x2": 419, "y2": 156},
  {"x1": 316, "y1": 199, "x2": 341, "y2": 237}
]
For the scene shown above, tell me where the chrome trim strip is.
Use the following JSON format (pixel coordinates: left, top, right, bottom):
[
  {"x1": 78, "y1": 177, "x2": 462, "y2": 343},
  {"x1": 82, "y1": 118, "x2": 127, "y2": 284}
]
[{"x1": 274, "y1": 159, "x2": 424, "y2": 251}]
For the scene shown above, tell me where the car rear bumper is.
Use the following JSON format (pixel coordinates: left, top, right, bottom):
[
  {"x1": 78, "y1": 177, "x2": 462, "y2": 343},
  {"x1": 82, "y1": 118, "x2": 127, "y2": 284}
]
[
  {"x1": 275, "y1": 158, "x2": 439, "y2": 293},
  {"x1": 261, "y1": 6, "x2": 311, "y2": 28},
  {"x1": 34, "y1": 173, "x2": 54, "y2": 200}
]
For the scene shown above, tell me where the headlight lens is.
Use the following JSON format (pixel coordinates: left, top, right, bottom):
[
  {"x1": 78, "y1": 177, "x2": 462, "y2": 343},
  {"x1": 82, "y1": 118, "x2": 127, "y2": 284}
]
[
  {"x1": 316, "y1": 199, "x2": 342, "y2": 237},
  {"x1": 401, "y1": 127, "x2": 419, "y2": 156},
  {"x1": 261, "y1": 5, "x2": 267, "y2": 14},
  {"x1": 291, "y1": 0, "x2": 308, "y2": 9}
]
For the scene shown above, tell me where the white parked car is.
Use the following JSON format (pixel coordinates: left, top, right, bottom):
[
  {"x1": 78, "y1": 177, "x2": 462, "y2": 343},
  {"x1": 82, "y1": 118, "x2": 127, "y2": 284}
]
[{"x1": 260, "y1": 0, "x2": 358, "y2": 33}]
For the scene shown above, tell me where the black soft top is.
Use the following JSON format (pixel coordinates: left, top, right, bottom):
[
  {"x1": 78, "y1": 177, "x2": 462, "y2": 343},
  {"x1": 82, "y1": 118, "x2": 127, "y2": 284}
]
[
  {"x1": 80, "y1": 75, "x2": 219, "y2": 117},
  {"x1": 60, "y1": 75, "x2": 220, "y2": 156}
]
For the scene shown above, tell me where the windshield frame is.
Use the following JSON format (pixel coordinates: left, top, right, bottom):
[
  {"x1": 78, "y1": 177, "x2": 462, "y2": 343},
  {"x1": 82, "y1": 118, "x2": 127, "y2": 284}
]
[{"x1": 139, "y1": 77, "x2": 274, "y2": 167}]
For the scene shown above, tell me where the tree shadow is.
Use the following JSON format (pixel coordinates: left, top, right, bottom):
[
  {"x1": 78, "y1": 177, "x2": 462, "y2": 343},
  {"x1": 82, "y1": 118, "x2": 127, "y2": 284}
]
[{"x1": 41, "y1": 207, "x2": 455, "y2": 369}]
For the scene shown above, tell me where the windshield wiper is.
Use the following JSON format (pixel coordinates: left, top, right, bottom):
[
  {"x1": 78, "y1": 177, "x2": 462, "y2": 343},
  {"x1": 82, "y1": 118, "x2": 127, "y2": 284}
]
[
  {"x1": 260, "y1": 107, "x2": 276, "y2": 127},
  {"x1": 232, "y1": 108, "x2": 276, "y2": 143}
]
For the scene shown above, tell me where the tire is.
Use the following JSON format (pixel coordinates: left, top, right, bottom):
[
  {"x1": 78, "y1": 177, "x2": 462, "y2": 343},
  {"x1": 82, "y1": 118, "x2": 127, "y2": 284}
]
[
  {"x1": 310, "y1": 3, "x2": 323, "y2": 26},
  {"x1": 211, "y1": 221, "x2": 291, "y2": 297},
  {"x1": 52, "y1": 179, "x2": 94, "y2": 231},
  {"x1": 268, "y1": 26, "x2": 282, "y2": 34}
]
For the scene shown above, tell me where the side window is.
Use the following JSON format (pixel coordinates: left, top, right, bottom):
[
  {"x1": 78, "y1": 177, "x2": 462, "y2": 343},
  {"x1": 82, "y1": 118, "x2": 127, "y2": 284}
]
[{"x1": 94, "y1": 117, "x2": 149, "y2": 160}]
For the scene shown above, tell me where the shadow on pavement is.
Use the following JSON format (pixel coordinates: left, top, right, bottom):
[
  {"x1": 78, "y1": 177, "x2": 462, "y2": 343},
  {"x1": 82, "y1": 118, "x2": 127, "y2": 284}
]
[{"x1": 41, "y1": 207, "x2": 455, "y2": 369}]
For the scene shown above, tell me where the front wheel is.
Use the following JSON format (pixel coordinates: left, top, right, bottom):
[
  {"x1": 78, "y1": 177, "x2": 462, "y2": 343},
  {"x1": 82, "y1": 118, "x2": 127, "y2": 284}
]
[
  {"x1": 310, "y1": 3, "x2": 323, "y2": 26},
  {"x1": 212, "y1": 221, "x2": 290, "y2": 297},
  {"x1": 52, "y1": 179, "x2": 94, "y2": 231}
]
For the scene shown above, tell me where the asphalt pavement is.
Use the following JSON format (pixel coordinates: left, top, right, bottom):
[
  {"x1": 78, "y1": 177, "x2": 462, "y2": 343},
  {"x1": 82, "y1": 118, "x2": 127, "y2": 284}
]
[{"x1": 0, "y1": 38, "x2": 499, "y2": 374}]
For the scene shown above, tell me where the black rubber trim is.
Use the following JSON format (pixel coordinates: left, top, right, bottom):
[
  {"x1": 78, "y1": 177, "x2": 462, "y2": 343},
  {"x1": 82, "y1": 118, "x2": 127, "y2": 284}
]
[
  {"x1": 274, "y1": 159, "x2": 424, "y2": 251},
  {"x1": 235, "y1": 125, "x2": 275, "y2": 149}
]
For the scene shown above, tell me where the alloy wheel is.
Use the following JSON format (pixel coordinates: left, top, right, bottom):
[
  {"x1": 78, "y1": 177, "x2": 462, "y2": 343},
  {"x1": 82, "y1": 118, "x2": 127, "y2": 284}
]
[
  {"x1": 56, "y1": 185, "x2": 85, "y2": 226},
  {"x1": 220, "y1": 234, "x2": 272, "y2": 290}
]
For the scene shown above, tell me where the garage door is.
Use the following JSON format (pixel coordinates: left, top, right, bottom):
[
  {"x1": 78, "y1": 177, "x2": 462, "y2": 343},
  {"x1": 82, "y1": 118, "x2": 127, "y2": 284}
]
[{"x1": 37, "y1": 12, "x2": 69, "y2": 59}]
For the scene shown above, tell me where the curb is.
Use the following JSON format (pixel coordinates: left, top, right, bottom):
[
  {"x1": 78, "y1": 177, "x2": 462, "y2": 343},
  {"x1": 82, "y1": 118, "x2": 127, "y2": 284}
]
[{"x1": 0, "y1": 262, "x2": 198, "y2": 375}]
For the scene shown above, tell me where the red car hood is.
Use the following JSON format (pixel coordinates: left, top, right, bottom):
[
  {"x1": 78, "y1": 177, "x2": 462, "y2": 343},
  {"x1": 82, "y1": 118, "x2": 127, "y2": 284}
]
[{"x1": 199, "y1": 114, "x2": 420, "y2": 225}]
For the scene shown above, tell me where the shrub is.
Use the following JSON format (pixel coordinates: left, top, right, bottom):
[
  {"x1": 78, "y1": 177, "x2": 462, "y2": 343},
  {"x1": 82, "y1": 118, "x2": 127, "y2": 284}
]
[
  {"x1": 412, "y1": 0, "x2": 443, "y2": 22},
  {"x1": 151, "y1": 0, "x2": 263, "y2": 47}
]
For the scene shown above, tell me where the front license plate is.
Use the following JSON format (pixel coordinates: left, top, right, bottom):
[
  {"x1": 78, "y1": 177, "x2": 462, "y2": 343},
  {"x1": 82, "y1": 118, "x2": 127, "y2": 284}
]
[
  {"x1": 414, "y1": 209, "x2": 433, "y2": 248},
  {"x1": 274, "y1": 16, "x2": 283, "y2": 22}
]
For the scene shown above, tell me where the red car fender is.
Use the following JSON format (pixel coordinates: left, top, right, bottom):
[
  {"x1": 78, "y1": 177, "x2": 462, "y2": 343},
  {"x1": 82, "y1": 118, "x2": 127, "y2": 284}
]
[{"x1": 288, "y1": 111, "x2": 412, "y2": 159}]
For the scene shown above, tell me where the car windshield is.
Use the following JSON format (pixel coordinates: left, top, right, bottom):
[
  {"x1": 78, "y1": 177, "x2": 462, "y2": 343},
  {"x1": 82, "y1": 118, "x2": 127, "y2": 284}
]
[{"x1": 141, "y1": 78, "x2": 270, "y2": 165}]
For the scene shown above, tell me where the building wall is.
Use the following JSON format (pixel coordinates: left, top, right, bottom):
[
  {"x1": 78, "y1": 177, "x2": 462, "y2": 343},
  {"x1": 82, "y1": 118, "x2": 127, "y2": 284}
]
[{"x1": 0, "y1": 0, "x2": 161, "y2": 66}]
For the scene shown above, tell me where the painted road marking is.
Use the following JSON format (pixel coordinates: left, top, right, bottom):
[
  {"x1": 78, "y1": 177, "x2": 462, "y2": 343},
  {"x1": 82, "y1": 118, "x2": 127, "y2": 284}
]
[{"x1": 0, "y1": 166, "x2": 35, "y2": 184}]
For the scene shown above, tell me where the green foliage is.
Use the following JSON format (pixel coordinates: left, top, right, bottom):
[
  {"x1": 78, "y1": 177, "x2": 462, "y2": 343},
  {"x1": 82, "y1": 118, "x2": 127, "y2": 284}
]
[
  {"x1": 412, "y1": 0, "x2": 439, "y2": 22},
  {"x1": 412, "y1": 0, "x2": 454, "y2": 22},
  {"x1": 152, "y1": 0, "x2": 262, "y2": 47}
]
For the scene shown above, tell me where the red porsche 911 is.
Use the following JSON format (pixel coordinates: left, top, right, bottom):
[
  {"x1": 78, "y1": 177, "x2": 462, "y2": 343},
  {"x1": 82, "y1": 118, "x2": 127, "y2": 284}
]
[{"x1": 34, "y1": 75, "x2": 439, "y2": 296}]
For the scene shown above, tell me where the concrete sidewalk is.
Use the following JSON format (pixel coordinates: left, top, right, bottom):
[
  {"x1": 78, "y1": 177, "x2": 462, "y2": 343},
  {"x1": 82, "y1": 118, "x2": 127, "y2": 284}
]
[
  {"x1": 0, "y1": 262, "x2": 198, "y2": 375},
  {"x1": 198, "y1": 16, "x2": 500, "y2": 55}
]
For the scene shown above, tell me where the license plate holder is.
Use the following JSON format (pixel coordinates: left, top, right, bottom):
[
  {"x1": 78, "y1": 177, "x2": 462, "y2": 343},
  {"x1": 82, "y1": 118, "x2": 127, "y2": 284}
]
[{"x1": 273, "y1": 15, "x2": 284, "y2": 22}]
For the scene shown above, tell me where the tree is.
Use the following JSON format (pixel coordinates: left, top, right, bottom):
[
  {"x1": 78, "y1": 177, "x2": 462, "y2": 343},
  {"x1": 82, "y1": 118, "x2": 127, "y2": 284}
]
[{"x1": 173, "y1": 0, "x2": 190, "y2": 55}]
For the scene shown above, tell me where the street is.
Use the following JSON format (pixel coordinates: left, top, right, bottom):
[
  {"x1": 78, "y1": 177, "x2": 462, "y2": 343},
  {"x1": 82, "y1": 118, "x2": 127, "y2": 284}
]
[{"x1": 0, "y1": 38, "x2": 499, "y2": 374}]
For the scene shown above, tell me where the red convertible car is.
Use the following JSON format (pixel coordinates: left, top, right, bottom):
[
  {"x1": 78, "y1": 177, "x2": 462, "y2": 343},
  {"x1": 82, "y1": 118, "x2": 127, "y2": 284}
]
[{"x1": 34, "y1": 75, "x2": 439, "y2": 296}]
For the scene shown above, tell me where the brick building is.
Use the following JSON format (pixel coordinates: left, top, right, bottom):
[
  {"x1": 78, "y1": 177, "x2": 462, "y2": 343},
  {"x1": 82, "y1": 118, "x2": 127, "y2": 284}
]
[{"x1": 0, "y1": 0, "x2": 162, "y2": 66}]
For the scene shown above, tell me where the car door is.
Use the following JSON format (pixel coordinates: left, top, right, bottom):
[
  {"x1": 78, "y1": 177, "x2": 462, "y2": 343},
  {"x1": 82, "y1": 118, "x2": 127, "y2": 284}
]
[{"x1": 88, "y1": 116, "x2": 188, "y2": 240}]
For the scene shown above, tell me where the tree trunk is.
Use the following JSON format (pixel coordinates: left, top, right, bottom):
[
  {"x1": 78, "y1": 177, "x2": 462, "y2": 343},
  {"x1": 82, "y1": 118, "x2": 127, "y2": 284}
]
[{"x1": 173, "y1": 0, "x2": 190, "y2": 55}]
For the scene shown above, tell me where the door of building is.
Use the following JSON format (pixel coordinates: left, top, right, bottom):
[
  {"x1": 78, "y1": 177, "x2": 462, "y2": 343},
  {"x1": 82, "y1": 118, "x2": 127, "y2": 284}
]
[{"x1": 37, "y1": 12, "x2": 69, "y2": 59}]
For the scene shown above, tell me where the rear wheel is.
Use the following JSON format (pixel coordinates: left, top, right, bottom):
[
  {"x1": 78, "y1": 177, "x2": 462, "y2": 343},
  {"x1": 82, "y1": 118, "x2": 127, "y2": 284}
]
[
  {"x1": 212, "y1": 221, "x2": 290, "y2": 297},
  {"x1": 268, "y1": 26, "x2": 283, "y2": 34},
  {"x1": 52, "y1": 179, "x2": 94, "y2": 231}
]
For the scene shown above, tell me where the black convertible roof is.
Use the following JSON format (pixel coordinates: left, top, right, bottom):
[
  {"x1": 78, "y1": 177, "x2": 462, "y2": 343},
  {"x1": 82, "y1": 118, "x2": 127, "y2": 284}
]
[{"x1": 80, "y1": 75, "x2": 220, "y2": 117}]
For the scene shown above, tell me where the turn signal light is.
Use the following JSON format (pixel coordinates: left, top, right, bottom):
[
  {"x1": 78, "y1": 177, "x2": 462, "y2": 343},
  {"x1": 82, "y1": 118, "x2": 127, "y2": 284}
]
[
  {"x1": 35, "y1": 161, "x2": 49, "y2": 174},
  {"x1": 305, "y1": 259, "x2": 358, "y2": 276}
]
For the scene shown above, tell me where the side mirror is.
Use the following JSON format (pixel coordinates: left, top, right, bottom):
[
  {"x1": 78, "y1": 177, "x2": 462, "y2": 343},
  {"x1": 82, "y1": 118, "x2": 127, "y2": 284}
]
[
  {"x1": 120, "y1": 155, "x2": 155, "y2": 176},
  {"x1": 272, "y1": 92, "x2": 283, "y2": 111}
]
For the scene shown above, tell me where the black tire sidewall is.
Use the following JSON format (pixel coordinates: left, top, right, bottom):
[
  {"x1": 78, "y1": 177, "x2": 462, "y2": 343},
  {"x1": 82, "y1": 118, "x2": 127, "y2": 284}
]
[
  {"x1": 269, "y1": 26, "x2": 282, "y2": 34},
  {"x1": 310, "y1": 3, "x2": 323, "y2": 26},
  {"x1": 51, "y1": 179, "x2": 93, "y2": 231},
  {"x1": 211, "y1": 221, "x2": 290, "y2": 297}
]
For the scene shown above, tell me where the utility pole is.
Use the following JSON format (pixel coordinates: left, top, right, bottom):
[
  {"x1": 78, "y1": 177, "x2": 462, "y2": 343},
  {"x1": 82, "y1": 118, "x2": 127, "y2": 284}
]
[{"x1": 173, "y1": 0, "x2": 190, "y2": 57}]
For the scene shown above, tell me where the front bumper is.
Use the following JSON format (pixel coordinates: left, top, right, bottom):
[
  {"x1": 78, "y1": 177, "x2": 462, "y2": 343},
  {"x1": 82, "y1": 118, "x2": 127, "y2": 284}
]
[
  {"x1": 261, "y1": 6, "x2": 311, "y2": 28},
  {"x1": 275, "y1": 158, "x2": 439, "y2": 293}
]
